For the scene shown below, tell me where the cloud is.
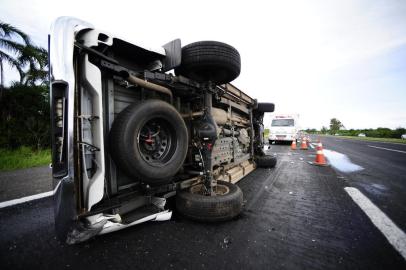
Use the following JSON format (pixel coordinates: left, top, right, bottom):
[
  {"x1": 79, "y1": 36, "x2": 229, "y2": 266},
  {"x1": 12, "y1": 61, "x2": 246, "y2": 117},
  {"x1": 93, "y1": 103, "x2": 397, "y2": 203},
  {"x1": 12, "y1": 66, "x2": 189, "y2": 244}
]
[{"x1": 1, "y1": 0, "x2": 405, "y2": 128}]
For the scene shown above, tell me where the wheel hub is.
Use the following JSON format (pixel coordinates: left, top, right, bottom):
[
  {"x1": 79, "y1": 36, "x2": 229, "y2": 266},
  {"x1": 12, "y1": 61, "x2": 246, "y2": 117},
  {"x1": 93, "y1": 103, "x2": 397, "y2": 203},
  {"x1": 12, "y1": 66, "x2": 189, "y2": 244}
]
[
  {"x1": 138, "y1": 119, "x2": 173, "y2": 164},
  {"x1": 190, "y1": 183, "x2": 230, "y2": 196}
]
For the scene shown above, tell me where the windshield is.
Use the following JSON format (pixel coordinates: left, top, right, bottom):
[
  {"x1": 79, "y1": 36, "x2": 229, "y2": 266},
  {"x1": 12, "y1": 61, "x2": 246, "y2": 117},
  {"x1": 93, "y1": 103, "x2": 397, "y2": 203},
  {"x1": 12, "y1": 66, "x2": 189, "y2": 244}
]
[{"x1": 271, "y1": 119, "x2": 294, "y2": 127}]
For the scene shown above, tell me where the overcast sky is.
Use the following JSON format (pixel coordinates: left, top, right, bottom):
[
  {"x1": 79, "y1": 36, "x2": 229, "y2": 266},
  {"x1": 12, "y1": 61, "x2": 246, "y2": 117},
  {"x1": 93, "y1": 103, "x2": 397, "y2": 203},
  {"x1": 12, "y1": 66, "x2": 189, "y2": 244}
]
[{"x1": 1, "y1": 0, "x2": 406, "y2": 129}]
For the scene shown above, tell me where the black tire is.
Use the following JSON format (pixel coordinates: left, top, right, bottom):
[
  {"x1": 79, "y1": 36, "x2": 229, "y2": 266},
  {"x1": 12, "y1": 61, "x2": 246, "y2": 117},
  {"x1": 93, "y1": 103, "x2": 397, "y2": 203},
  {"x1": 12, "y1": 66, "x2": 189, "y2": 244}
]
[
  {"x1": 175, "y1": 41, "x2": 241, "y2": 84},
  {"x1": 256, "y1": 155, "x2": 277, "y2": 168},
  {"x1": 256, "y1": 102, "x2": 275, "y2": 113},
  {"x1": 176, "y1": 181, "x2": 243, "y2": 222},
  {"x1": 109, "y1": 100, "x2": 188, "y2": 185}
]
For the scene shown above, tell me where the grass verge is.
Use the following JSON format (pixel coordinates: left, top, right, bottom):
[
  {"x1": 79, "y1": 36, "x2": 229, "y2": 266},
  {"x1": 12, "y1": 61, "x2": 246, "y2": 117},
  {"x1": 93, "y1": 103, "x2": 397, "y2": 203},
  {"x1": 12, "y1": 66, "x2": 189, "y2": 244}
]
[
  {"x1": 326, "y1": 135, "x2": 406, "y2": 144},
  {"x1": 0, "y1": 147, "x2": 51, "y2": 171}
]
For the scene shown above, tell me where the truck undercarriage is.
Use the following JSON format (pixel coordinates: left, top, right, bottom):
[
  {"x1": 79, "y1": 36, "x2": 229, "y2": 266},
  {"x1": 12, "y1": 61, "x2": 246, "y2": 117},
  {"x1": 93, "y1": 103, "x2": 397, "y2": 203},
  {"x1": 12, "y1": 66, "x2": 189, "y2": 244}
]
[{"x1": 49, "y1": 17, "x2": 275, "y2": 243}]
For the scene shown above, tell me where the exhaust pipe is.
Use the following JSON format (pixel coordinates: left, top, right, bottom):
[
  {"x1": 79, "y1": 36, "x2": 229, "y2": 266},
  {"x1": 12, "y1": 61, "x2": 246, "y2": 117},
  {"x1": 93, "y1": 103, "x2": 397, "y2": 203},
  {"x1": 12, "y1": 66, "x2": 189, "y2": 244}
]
[{"x1": 126, "y1": 74, "x2": 173, "y2": 101}]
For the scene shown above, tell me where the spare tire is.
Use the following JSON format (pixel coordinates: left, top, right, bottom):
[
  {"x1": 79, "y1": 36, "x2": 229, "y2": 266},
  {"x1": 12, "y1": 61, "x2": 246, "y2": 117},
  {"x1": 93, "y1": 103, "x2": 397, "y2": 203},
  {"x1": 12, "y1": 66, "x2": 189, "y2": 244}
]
[
  {"x1": 109, "y1": 100, "x2": 188, "y2": 185},
  {"x1": 175, "y1": 41, "x2": 241, "y2": 84},
  {"x1": 176, "y1": 181, "x2": 243, "y2": 222}
]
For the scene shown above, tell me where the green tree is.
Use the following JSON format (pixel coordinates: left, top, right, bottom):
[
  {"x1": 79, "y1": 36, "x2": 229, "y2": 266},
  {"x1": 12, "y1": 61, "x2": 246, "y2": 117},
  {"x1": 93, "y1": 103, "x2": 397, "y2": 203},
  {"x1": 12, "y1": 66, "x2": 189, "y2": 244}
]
[
  {"x1": 0, "y1": 21, "x2": 48, "y2": 91},
  {"x1": 0, "y1": 21, "x2": 31, "y2": 89},
  {"x1": 321, "y1": 126, "x2": 328, "y2": 134},
  {"x1": 305, "y1": 128, "x2": 317, "y2": 134},
  {"x1": 329, "y1": 118, "x2": 344, "y2": 135},
  {"x1": 0, "y1": 83, "x2": 50, "y2": 149},
  {"x1": 393, "y1": 127, "x2": 406, "y2": 138},
  {"x1": 19, "y1": 44, "x2": 48, "y2": 86},
  {"x1": 0, "y1": 22, "x2": 50, "y2": 150}
]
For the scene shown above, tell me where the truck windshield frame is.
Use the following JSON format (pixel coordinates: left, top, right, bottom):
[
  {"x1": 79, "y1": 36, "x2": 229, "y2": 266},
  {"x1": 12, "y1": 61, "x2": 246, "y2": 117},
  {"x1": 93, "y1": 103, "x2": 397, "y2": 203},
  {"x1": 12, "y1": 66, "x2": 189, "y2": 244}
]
[{"x1": 271, "y1": 119, "x2": 294, "y2": 127}]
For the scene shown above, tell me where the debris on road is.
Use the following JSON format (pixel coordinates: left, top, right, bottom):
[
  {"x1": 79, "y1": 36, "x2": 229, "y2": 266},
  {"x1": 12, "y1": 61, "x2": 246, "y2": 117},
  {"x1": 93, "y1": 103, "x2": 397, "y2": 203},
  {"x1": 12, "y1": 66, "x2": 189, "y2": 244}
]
[{"x1": 220, "y1": 236, "x2": 232, "y2": 249}]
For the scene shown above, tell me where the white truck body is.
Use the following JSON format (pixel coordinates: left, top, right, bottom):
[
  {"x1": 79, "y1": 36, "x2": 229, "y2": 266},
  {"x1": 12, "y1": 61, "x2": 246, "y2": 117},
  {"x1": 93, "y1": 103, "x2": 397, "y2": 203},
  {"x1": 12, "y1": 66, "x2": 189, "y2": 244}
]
[{"x1": 268, "y1": 114, "x2": 299, "y2": 143}]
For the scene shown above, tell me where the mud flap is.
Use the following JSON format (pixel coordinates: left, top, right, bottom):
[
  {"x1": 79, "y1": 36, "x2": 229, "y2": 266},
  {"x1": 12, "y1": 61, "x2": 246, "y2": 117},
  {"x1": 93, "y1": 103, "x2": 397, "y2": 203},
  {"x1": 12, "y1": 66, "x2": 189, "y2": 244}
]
[{"x1": 53, "y1": 176, "x2": 79, "y2": 243}]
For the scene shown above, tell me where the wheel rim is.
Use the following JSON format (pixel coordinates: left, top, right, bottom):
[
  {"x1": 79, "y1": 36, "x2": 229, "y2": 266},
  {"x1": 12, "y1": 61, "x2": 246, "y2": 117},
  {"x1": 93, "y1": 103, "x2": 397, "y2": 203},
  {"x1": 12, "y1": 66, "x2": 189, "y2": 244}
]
[
  {"x1": 137, "y1": 118, "x2": 176, "y2": 166},
  {"x1": 190, "y1": 183, "x2": 230, "y2": 196}
]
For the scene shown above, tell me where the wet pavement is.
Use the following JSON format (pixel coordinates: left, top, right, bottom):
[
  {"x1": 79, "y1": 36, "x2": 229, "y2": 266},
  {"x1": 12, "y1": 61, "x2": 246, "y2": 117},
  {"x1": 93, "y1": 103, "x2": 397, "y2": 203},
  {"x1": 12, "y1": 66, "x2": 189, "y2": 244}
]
[
  {"x1": 316, "y1": 135, "x2": 406, "y2": 232},
  {"x1": 0, "y1": 143, "x2": 405, "y2": 269}
]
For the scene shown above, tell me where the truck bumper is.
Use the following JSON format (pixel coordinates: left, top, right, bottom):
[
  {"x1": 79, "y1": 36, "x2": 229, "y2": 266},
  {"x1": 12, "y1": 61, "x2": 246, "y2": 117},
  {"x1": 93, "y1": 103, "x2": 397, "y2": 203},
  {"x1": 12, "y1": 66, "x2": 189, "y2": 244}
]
[
  {"x1": 269, "y1": 135, "x2": 295, "y2": 142},
  {"x1": 50, "y1": 17, "x2": 94, "y2": 243}
]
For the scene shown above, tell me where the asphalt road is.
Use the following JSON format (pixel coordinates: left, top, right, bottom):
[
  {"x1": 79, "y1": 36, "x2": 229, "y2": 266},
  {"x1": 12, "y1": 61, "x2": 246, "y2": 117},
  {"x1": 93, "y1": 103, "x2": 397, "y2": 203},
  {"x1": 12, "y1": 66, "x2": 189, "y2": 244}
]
[
  {"x1": 0, "y1": 165, "x2": 51, "y2": 202},
  {"x1": 317, "y1": 136, "x2": 406, "y2": 232},
  {"x1": 0, "y1": 144, "x2": 405, "y2": 269}
]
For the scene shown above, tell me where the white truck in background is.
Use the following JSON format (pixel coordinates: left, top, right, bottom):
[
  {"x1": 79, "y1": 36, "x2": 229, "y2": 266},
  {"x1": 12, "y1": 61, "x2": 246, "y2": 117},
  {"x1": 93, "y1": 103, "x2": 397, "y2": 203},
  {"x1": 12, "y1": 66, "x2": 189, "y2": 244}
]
[{"x1": 268, "y1": 114, "x2": 300, "y2": 144}]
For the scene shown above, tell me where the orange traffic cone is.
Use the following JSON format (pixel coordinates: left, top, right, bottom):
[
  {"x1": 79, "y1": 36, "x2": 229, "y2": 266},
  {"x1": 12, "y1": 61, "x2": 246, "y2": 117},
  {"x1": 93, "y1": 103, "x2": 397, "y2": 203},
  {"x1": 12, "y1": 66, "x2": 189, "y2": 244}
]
[
  {"x1": 300, "y1": 137, "x2": 308, "y2": 150},
  {"x1": 312, "y1": 141, "x2": 328, "y2": 166},
  {"x1": 291, "y1": 140, "x2": 297, "y2": 150}
]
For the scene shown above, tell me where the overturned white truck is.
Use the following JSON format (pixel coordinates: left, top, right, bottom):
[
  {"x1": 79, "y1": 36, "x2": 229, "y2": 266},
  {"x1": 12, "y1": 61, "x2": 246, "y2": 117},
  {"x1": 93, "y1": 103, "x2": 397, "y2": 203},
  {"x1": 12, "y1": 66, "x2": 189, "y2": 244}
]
[{"x1": 49, "y1": 17, "x2": 276, "y2": 244}]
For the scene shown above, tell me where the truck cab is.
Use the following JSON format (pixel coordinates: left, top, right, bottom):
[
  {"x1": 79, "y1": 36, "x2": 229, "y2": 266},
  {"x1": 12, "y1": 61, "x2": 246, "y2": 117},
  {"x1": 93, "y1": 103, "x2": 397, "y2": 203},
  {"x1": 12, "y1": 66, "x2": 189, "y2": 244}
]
[{"x1": 268, "y1": 114, "x2": 299, "y2": 144}]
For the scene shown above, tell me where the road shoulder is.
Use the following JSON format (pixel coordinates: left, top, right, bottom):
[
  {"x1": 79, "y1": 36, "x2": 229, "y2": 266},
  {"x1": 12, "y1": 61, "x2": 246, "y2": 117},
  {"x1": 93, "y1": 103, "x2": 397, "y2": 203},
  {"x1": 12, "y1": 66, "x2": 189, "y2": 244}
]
[{"x1": 0, "y1": 165, "x2": 52, "y2": 202}]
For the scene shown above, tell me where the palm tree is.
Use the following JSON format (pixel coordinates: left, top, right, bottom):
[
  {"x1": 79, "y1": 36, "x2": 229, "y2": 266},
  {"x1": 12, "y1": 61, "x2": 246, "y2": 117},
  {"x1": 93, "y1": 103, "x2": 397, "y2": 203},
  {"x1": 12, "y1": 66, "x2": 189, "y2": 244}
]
[
  {"x1": 0, "y1": 21, "x2": 31, "y2": 88},
  {"x1": 0, "y1": 21, "x2": 48, "y2": 94},
  {"x1": 20, "y1": 45, "x2": 48, "y2": 86}
]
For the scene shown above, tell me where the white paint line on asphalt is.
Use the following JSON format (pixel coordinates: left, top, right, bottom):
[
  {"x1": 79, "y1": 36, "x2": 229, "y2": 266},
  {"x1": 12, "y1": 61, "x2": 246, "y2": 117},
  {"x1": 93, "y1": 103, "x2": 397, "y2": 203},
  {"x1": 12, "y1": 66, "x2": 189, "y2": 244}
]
[
  {"x1": 368, "y1": 145, "x2": 406, "y2": 154},
  {"x1": 344, "y1": 187, "x2": 406, "y2": 260},
  {"x1": 0, "y1": 191, "x2": 53, "y2": 209},
  {"x1": 0, "y1": 181, "x2": 60, "y2": 209},
  {"x1": 309, "y1": 143, "x2": 315, "y2": 149},
  {"x1": 321, "y1": 136, "x2": 406, "y2": 146}
]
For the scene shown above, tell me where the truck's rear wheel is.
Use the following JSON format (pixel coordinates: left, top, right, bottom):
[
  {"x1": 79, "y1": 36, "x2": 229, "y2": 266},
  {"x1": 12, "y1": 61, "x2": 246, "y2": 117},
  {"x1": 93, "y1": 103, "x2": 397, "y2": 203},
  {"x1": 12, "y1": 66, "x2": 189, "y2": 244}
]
[
  {"x1": 175, "y1": 41, "x2": 241, "y2": 84},
  {"x1": 256, "y1": 102, "x2": 275, "y2": 113},
  {"x1": 109, "y1": 100, "x2": 188, "y2": 185},
  {"x1": 256, "y1": 155, "x2": 277, "y2": 168},
  {"x1": 176, "y1": 181, "x2": 243, "y2": 222}
]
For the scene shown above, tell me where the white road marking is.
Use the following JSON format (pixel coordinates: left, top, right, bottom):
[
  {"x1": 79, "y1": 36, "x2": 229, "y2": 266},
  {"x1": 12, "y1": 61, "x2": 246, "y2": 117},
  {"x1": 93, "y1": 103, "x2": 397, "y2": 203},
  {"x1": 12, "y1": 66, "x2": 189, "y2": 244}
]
[
  {"x1": 0, "y1": 181, "x2": 60, "y2": 209},
  {"x1": 0, "y1": 191, "x2": 53, "y2": 209},
  {"x1": 345, "y1": 187, "x2": 406, "y2": 260},
  {"x1": 368, "y1": 145, "x2": 406, "y2": 154},
  {"x1": 309, "y1": 143, "x2": 315, "y2": 149}
]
